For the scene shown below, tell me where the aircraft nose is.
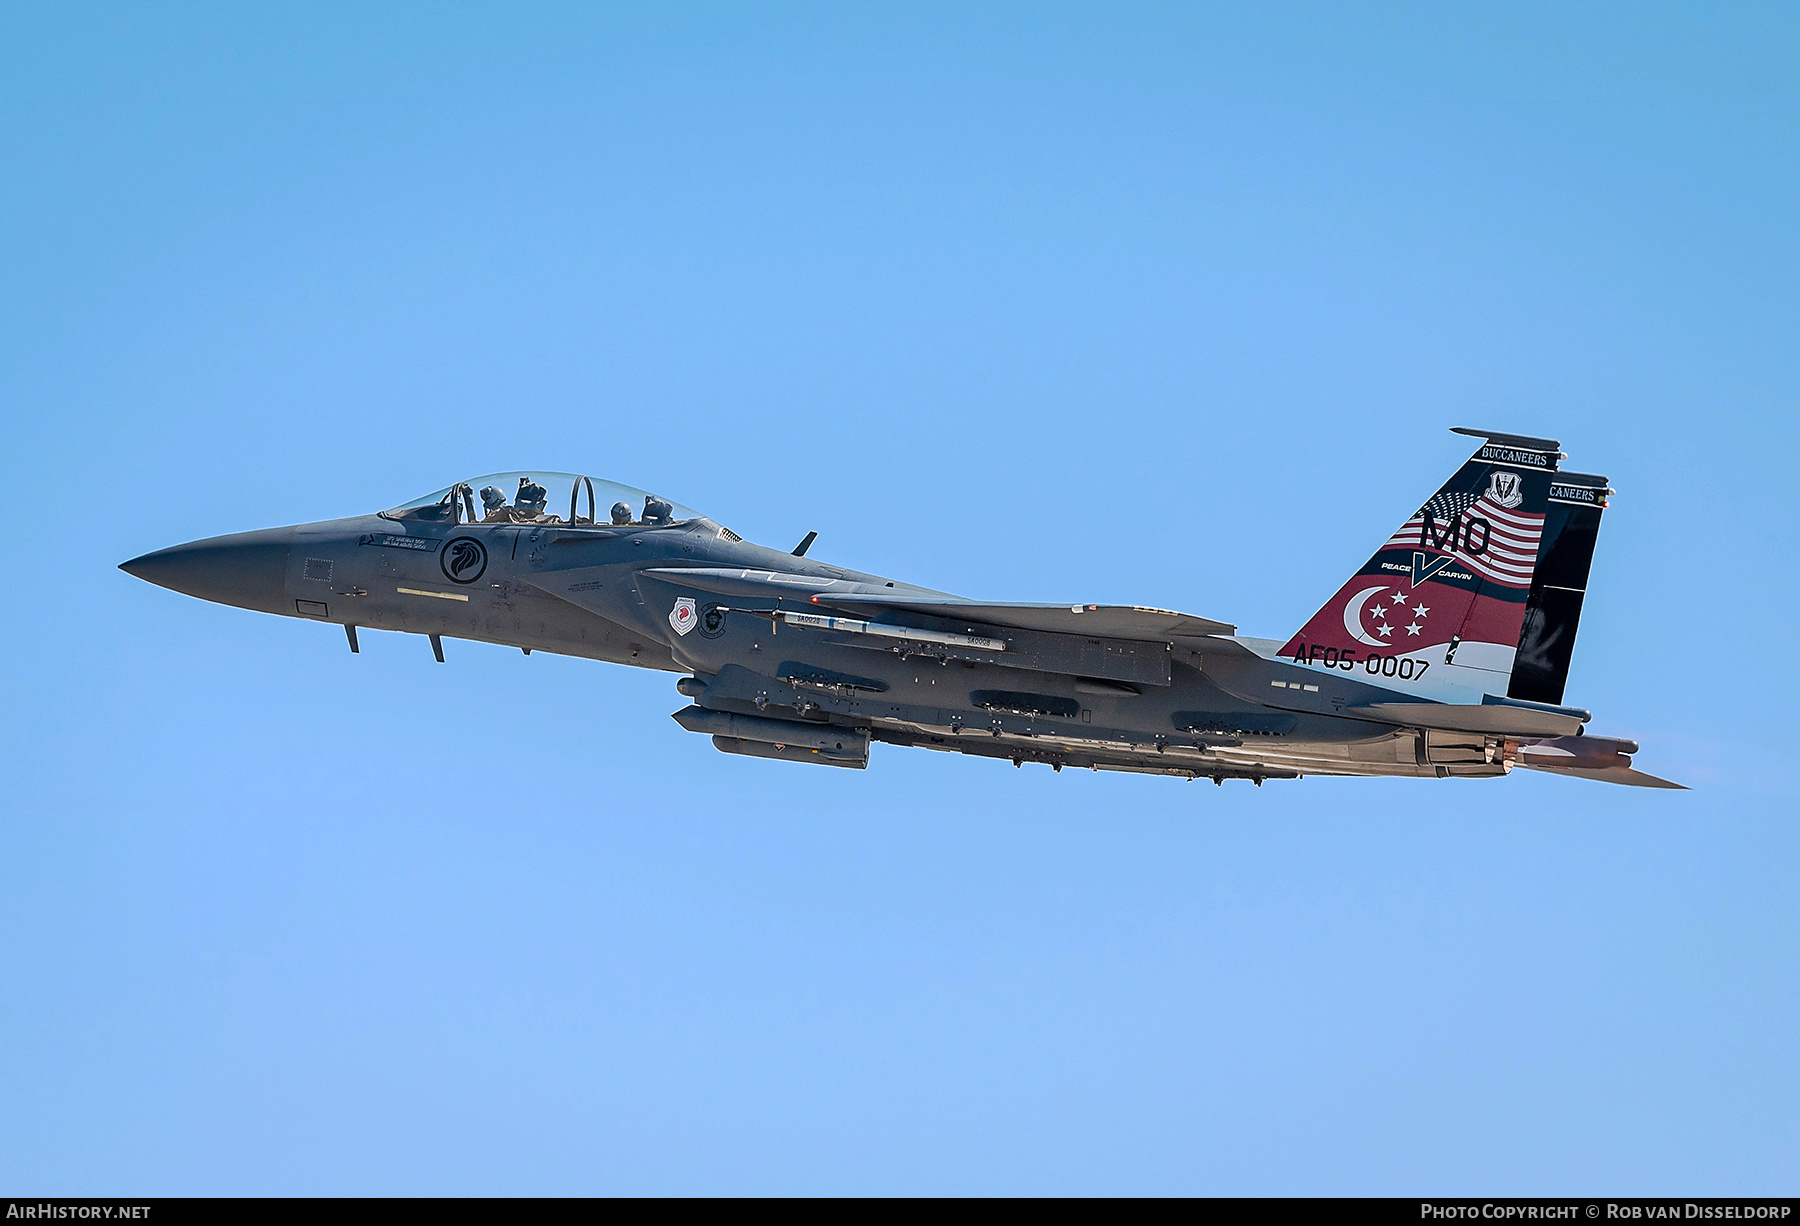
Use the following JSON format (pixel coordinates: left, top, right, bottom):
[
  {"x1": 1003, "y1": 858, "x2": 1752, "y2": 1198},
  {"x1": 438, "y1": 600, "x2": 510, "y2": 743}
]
[{"x1": 120, "y1": 527, "x2": 296, "y2": 614}]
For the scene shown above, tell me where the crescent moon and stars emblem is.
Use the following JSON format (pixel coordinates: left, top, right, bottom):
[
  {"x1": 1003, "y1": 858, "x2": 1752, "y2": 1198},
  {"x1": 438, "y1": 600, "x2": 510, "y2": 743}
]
[{"x1": 1342, "y1": 584, "x2": 1431, "y2": 648}]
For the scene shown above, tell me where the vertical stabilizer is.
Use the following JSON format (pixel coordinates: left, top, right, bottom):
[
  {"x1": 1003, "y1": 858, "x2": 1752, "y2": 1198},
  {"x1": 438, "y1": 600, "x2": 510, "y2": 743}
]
[
  {"x1": 1280, "y1": 429, "x2": 1609, "y2": 705},
  {"x1": 1508, "y1": 472, "x2": 1610, "y2": 705}
]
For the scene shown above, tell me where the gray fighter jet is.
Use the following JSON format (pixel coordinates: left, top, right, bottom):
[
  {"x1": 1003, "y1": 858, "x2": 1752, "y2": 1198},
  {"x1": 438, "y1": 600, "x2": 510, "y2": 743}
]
[{"x1": 120, "y1": 429, "x2": 1678, "y2": 787}]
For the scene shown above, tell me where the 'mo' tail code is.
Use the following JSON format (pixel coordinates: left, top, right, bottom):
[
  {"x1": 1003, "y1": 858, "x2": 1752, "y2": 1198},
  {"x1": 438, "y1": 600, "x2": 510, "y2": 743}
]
[{"x1": 1280, "y1": 428, "x2": 1611, "y2": 705}]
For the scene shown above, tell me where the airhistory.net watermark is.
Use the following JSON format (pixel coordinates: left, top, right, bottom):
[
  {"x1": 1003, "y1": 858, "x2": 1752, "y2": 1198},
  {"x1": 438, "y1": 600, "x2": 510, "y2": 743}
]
[{"x1": 6, "y1": 1208, "x2": 150, "y2": 1220}]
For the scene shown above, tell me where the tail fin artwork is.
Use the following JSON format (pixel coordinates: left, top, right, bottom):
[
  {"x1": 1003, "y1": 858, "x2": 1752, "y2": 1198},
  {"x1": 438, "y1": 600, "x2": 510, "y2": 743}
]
[{"x1": 1280, "y1": 428, "x2": 1611, "y2": 707}]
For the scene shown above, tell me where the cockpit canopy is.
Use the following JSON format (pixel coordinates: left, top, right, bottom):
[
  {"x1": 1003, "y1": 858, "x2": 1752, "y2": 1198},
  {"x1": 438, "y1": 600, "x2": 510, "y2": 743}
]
[{"x1": 383, "y1": 472, "x2": 702, "y2": 528}]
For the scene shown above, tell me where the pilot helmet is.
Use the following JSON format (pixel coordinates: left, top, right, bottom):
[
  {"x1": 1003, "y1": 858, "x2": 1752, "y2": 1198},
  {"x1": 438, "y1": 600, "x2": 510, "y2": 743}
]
[
  {"x1": 610, "y1": 501, "x2": 633, "y2": 526},
  {"x1": 479, "y1": 486, "x2": 507, "y2": 512}
]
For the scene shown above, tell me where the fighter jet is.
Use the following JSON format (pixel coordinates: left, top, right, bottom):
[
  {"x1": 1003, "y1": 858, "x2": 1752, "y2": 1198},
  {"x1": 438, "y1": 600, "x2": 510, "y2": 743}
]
[{"x1": 119, "y1": 428, "x2": 1678, "y2": 788}]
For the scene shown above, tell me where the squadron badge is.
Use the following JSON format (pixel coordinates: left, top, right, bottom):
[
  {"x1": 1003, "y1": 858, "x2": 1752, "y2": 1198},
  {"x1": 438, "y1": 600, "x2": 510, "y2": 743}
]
[
  {"x1": 669, "y1": 596, "x2": 698, "y2": 636},
  {"x1": 1487, "y1": 470, "x2": 1524, "y2": 509}
]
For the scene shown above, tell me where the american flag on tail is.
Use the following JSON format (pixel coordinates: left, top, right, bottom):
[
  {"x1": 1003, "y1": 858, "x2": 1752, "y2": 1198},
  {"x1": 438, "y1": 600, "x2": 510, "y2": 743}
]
[{"x1": 1382, "y1": 493, "x2": 1546, "y2": 589}]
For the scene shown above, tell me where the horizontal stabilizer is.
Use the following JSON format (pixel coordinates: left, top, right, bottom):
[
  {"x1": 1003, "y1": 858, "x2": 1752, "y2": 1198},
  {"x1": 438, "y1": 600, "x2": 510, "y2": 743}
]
[
  {"x1": 1512, "y1": 733, "x2": 1685, "y2": 788},
  {"x1": 1517, "y1": 762, "x2": 1687, "y2": 789}
]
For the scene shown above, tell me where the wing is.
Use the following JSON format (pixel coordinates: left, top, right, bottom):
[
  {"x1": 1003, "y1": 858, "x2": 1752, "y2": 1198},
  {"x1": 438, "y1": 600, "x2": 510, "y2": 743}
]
[
  {"x1": 638, "y1": 568, "x2": 1234, "y2": 640},
  {"x1": 806, "y1": 593, "x2": 1235, "y2": 640},
  {"x1": 635, "y1": 567, "x2": 1196, "y2": 687}
]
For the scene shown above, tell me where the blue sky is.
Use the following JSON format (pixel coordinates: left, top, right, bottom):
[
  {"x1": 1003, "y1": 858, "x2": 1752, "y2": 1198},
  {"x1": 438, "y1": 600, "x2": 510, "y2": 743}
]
[{"x1": 2, "y1": 1, "x2": 1796, "y2": 1194}]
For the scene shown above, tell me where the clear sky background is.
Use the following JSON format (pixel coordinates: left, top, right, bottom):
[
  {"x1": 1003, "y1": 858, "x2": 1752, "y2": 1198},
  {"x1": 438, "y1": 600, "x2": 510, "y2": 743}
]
[{"x1": 2, "y1": 1, "x2": 1796, "y2": 1195}]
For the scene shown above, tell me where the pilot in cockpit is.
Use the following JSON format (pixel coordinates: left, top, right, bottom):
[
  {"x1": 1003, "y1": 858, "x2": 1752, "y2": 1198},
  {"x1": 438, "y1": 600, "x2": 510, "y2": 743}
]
[
  {"x1": 611, "y1": 501, "x2": 634, "y2": 526},
  {"x1": 479, "y1": 486, "x2": 513, "y2": 522},
  {"x1": 515, "y1": 478, "x2": 550, "y2": 520}
]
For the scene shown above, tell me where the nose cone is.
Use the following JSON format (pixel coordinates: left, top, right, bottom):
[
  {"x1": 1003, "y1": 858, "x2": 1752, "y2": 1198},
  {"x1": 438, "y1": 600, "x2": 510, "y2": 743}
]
[{"x1": 121, "y1": 526, "x2": 296, "y2": 614}]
